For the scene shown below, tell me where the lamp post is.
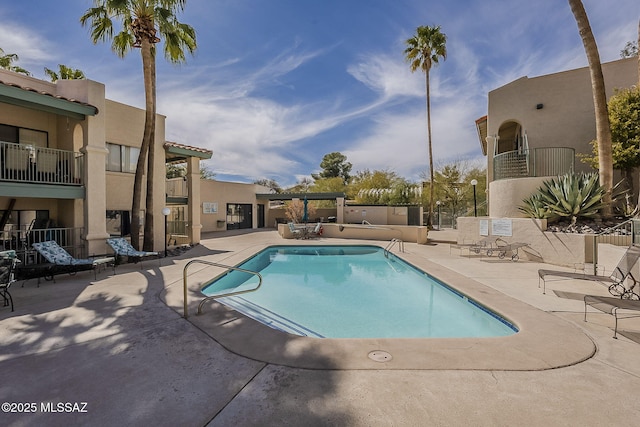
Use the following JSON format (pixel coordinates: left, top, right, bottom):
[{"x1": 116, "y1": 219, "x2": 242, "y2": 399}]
[
  {"x1": 470, "y1": 179, "x2": 478, "y2": 217},
  {"x1": 436, "y1": 201, "x2": 441, "y2": 230},
  {"x1": 162, "y1": 207, "x2": 171, "y2": 257}
]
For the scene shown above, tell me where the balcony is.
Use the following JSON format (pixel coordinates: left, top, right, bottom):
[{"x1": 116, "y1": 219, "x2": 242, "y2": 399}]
[
  {"x1": 0, "y1": 141, "x2": 84, "y2": 186},
  {"x1": 166, "y1": 177, "x2": 188, "y2": 204},
  {"x1": 493, "y1": 147, "x2": 574, "y2": 181},
  {"x1": 1, "y1": 226, "x2": 85, "y2": 264}
]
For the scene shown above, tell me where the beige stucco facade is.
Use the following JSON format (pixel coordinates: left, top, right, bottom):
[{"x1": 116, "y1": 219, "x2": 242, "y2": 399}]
[
  {"x1": 483, "y1": 57, "x2": 638, "y2": 217},
  {"x1": 0, "y1": 69, "x2": 204, "y2": 256},
  {"x1": 199, "y1": 180, "x2": 270, "y2": 232}
]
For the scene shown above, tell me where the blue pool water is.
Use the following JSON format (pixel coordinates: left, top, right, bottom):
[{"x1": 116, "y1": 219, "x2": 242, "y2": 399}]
[{"x1": 201, "y1": 245, "x2": 517, "y2": 338}]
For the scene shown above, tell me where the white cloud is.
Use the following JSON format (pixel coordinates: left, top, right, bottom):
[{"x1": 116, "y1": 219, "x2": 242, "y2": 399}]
[
  {"x1": 0, "y1": 22, "x2": 54, "y2": 66},
  {"x1": 347, "y1": 54, "x2": 423, "y2": 99}
]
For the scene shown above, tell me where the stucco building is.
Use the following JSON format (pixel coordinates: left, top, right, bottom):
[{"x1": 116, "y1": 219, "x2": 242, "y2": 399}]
[
  {"x1": 476, "y1": 57, "x2": 639, "y2": 217},
  {"x1": 0, "y1": 69, "x2": 213, "y2": 262}
]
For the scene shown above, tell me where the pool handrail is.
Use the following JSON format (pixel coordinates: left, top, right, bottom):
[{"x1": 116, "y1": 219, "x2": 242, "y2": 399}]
[
  {"x1": 183, "y1": 259, "x2": 263, "y2": 319},
  {"x1": 384, "y1": 238, "x2": 404, "y2": 258}
]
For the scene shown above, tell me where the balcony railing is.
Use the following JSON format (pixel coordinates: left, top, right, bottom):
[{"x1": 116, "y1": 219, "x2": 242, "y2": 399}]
[
  {"x1": 166, "y1": 178, "x2": 188, "y2": 198},
  {"x1": 1, "y1": 226, "x2": 85, "y2": 265},
  {"x1": 493, "y1": 147, "x2": 574, "y2": 180},
  {"x1": 0, "y1": 140, "x2": 84, "y2": 186}
]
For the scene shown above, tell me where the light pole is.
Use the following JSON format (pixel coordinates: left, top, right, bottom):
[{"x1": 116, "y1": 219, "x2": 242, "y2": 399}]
[
  {"x1": 470, "y1": 179, "x2": 478, "y2": 217},
  {"x1": 162, "y1": 207, "x2": 171, "y2": 257},
  {"x1": 436, "y1": 200, "x2": 441, "y2": 230}
]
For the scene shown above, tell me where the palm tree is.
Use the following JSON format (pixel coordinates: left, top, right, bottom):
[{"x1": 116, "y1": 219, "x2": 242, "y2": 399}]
[
  {"x1": 568, "y1": 0, "x2": 613, "y2": 217},
  {"x1": 0, "y1": 48, "x2": 30, "y2": 75},
  {"x1": 44, "y1": 64, "x2": 86, "y2": 82},
  {"x1": 404, "y1": 25, "x2": 447, "y2": 227},
  {"x1": 81, "y1": 0, "x2": 196, "y2": 250}
]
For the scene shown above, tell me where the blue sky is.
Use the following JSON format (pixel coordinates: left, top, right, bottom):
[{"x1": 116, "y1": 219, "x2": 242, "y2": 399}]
[{"x1": 1, "y1": 1, "x2": 639, "y2": 187}]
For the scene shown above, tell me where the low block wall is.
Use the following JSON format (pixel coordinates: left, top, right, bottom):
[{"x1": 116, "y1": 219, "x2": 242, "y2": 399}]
[
  {"x1": 456, "y1": 217, "x2": 587, "y2": 267},
  {"x1": 278, "y1": 223, "x2": 429, "y2": 244}
]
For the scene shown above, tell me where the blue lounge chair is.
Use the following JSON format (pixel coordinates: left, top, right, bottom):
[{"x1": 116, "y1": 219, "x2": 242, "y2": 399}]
[
  {"x1": 32, "y1": 241, "x2": 115, "y2": 280},
  {"x1": 107, "y1": 238, "x2": 160, "y2": 268}
]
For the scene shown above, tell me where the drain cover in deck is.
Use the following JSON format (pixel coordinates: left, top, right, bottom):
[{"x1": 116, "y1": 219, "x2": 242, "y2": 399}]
[{"x1": 368, "y1": 350, "x2": 392, "y2": 362}]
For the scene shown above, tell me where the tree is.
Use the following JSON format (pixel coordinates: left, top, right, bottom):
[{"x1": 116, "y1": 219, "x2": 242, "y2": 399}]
[
  {"x1": 312, "y1": 152, "x2": 352, "y2": 184},
  {"x1": 620, "y1": 41, "x2": 638, "y2": 58},
  {"x1": 580, "y1": 87, "x2": 640, "y2": 201},
  {"x1": 166, "y1": 163, "x2": 216, "y2": 180},
  {"x1": 349, "y1": 169, "x2": 402, "y2": 203},
  {"x1": 430, "y1": 162, "x2": 487, "y2": 222},
  {"x1": 404, "y1": 25, "x2": 447, "y2": 227},
  {"x1": 44, "y1": 64, "x2": 86, "y2": 82},
  {"x1": 287, "y1": 177, "x2": 313, "y2": 193},
  {"x1": 199, "y1": 164, "x2": 215, "y2": 180},
  {"x1": 0, "y1": 48, "x2": 30, "y2": 75},
  {"x1": 568, "y1": 0, "x2": 614, "y2": 217},
  {"x1": 254, "y1": 179, "x2": 282, "y2": 193},
  {"x1": 81, "y1": 0, "x2": 196, "y2": 250}
]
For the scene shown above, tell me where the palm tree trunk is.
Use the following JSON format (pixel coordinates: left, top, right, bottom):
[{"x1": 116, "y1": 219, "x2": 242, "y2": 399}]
[
  {"x1": 568, "y1": 0, "x2": 614, "y2": 217},
  {"x1": 131, "y1": 40, "x2": 155, "y2": 250},
  {"x1": 143, "y1": 47, "x2": 157, "y2": 252},
  {"x1": 425, "y1": 69, "x2": 434, "y2": 228}
]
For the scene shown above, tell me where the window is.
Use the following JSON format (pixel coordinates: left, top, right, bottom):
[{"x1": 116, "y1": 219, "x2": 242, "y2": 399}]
[
  {"x1": 106, "y1": 143, "x2": 140, "y2": 173},
  {"x1": 106, "y1": 210, "x2": 130, "y2": 237},
  {"x1": 19, "y1": 128, "x2": 47, "y2": 147},
  {"x1": 0, "y1": 123, "x2": 47, "y2": 146},
  {"x1": 106, "y1": 210, "x2": 144, "y2": 236}
]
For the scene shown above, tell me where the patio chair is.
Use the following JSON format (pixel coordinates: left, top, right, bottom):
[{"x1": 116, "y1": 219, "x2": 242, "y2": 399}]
[
  {"x1": 32, "y1": 241, "x2": 115, "y2": 280},
  {"x1": 584, "y1": 295, "x2": 640, "y2": 339},
  {"x1": 107, "y1": 237, "x2": 160, "y2": 269},
  {"x1": 288, "y1": 222, "x2": 302, "y2": 239},
  {"x1": 489, "y1": 238, "x2": 529, "y2": 261},
  {"x1": 307, "y1": 222, "x2": 323, "y2": 238},
  {"x1": 0, "y1": 250, "x2": 20, "y2": 311},
  {"x1": 539, "y1": 244, "x2": 640, "y2": 297},
  {"x1": 450, "y1": 237, "x2": 495, "y2": 257}
]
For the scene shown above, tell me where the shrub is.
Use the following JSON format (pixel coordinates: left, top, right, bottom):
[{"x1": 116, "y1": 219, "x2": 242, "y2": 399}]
[{"x1": 519, "y1": 173, "x2": 605, "y2": 224}]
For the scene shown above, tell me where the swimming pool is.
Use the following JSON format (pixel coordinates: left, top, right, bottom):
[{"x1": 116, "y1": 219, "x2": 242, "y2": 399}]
[{"x1": 201, "y1": 245, "x2": 517, "y2": 338}]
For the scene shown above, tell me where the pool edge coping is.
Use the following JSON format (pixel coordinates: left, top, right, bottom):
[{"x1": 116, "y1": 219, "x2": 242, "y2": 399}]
[{"x1": 182, "y1": 241, "x2": 597, "y2": 370}]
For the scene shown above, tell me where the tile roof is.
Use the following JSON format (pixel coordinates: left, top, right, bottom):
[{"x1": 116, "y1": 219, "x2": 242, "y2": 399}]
[
  {"x1": 164, "y1": 140, "x2": 213, "y2": 156},
  {"x1": 0, "y1": 79, "x2": 98, "y2": 112}
]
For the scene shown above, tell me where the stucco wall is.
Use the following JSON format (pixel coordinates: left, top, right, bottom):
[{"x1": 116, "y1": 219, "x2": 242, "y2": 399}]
[
  {"x1": 199, "y1": 180, "x2": 270, "y2": 232},
  {"x1": 488, "y1": 176, "x2": 549, "y2": 218},
  {"x1": 278, "y1": 223, "x2": 429, "y2": 244},
  {"x1": 456, "y1": 216, "x2": 589, "y2": 267},
  {"x1": 486, "y1": 58, "x2": 638, "y2": 178},
  {"x1": 343, "y1": 205, "x2": 411, "y2": 225}
]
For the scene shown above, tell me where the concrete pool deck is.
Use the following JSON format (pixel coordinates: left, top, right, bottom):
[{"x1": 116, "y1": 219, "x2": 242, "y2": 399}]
[{"x1": 2, "y1": 229, "x2": 640, "y2": 426}]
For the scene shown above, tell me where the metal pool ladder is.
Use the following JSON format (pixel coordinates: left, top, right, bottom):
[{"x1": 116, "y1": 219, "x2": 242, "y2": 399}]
[
  {"x1": 183, "y1": 259, "x2": 263, "y2": 318},
  {"x1": 384, "y1": 238, "x2": 404, "y2": 258}
]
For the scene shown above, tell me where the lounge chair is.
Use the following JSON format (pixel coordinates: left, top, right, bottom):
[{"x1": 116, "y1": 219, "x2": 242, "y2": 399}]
[
  {"x1": 0, "y1": 250, "x2": 19, "y2": 311},
  {"x1": 539, "y1": 244, "x2": 640, "y2": 297},
  {"x1": 288, "y1": 222, "x2": 302, "y2": 239},
  {"x1": 584, "y1": 295, "x2": 640, "y2": 338},
  {"x1": 107, "y1": 237, "x2": 160, "y2": 268},
  {"x1": 450, "y1": 237, "x2": 495, "y2": 257},
  {"x1": 488, "y1": 238, "x2": 529, "y2": 261},
  {"x1": 32, "y1": 241, "x2": 115, "y2": 280}
]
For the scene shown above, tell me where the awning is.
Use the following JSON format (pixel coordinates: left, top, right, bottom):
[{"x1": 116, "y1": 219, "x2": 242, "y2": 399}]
[
  {"x1": 0, "y1": 80, "x2": 98, "y2": 120},
  {"x1": 164, "y1": 141, "x2": 213, "y2": 163},
  {"x1": 475, "y1": 115, "x2": 488, "y2": 156},
  {"x1": 256, "y1": 192, "x2": 346, "y2": 201}
]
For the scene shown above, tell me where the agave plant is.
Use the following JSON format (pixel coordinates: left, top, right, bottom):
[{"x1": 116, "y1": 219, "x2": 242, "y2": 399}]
[
  {"x1": 518, "y1": 192, "x2": 556, "y2": 220},
  {"x1": 520, "y1": 173, "x2": 605, "y2": 224}
]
